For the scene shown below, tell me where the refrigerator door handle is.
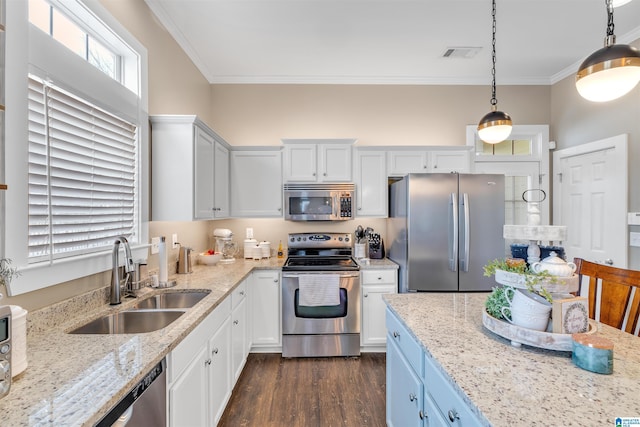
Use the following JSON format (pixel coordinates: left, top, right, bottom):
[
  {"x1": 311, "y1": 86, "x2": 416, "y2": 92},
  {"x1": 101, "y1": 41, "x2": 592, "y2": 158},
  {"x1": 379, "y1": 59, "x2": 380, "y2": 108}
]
[
  {"x1": 462, "y1": 193, "x2": 470, "y2": 272},
  {"x1": 450, "y1": 192, "x2": 458, "y2": 272}
]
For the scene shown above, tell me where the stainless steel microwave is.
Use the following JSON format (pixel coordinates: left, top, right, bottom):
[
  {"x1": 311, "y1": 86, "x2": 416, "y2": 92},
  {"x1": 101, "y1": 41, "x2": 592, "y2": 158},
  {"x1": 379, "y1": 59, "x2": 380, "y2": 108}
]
[{"x1": 283, "y1": 183, "x2": 355, "y2": 221}]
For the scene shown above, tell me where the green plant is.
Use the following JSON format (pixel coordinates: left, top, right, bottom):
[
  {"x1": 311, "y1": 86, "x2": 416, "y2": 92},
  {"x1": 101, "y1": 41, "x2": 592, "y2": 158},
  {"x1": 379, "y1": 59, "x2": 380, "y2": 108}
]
[
  {"x1": 484, "y1": 258, "x2": 559, "y2": 303},
  {"x1": 0, "y1": 258, "x2": 20, "y2": 291},
  {"x1": 483, "y1": 258, "x2": 527, "y2": 277},
  {"x1": 485, "y1": 286, "x2": 514, "y2": 320}
]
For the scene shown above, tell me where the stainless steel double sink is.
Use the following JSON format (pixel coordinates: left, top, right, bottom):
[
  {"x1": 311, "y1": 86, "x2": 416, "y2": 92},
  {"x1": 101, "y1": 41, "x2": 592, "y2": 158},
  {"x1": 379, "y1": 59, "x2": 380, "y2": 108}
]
[{"x1": 68, "y1": 291, "x2": 210, "y2": 335}]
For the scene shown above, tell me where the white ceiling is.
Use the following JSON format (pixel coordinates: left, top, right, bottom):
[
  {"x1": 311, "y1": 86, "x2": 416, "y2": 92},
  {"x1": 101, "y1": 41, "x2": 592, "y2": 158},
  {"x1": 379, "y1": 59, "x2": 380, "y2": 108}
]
[{"x1": 144, "y1": 0, "x2": 640, "y2": 85}]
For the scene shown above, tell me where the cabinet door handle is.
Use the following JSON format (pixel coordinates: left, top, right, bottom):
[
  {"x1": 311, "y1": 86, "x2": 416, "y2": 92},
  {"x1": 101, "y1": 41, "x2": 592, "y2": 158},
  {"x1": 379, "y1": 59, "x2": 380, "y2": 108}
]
[
  {"x1": 234, "y1": 319, "x2": 239, "y2": 325},
  {"x1": 364, "y1": 293, "x2": 368, "y2": 298},
  {"x1": 393, "y1": 331, "x2": 399, "y2": 338},
  {"x1": 409, "y1": 393, "x2": 416, "y2": 402},
  {"x1": 419, "y1": 410, "x2": 426, "y2": 420},
  {"x1": 205, "y1": 359, "x2": 212, "y2": 366},
  {"x1": 212, "y1": 348, "x2": 219, "y2": 355},
  {"x1": 273, "y1": 279, "x2": 279, "y2": 283},
  {"x1": 448, "y1": 409, "x2": 460, "y2": 422},
  {"x1": 240, "y1": 291, "x2": 245, "y2": 296}
]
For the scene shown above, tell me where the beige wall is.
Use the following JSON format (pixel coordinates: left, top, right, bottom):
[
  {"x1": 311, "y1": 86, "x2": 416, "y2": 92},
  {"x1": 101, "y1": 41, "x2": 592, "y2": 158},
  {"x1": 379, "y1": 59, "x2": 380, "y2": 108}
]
[
  {"x1": 209, "y1": 84, "x2": 550, "y2": 147},
  {"x1": 550, "y1": 38, "x2": 640, "y2": 269},
  {"x1": 100, "y1": 0, "x2": 213, "y2": 124}
]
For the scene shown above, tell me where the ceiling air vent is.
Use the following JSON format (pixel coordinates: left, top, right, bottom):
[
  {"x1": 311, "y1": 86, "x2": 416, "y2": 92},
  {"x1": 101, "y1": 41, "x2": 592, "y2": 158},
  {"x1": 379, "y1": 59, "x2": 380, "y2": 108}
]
[{"x1": 441, "y1": 47, "x2": 482, "y2": 59}]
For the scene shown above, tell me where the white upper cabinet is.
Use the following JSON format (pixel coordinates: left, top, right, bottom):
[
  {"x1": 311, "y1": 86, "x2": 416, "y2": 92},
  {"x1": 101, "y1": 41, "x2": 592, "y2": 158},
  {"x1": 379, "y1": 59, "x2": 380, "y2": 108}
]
[
  {"x1": 214, "y1": 142, "x2": 230, "y2": 218},
  {"x1": 387, "y1": 150, "x2": 429, "y2": 175},
  {"x1": 354, "y1": 149, "x2": 387, "y2": 217},
  {"x1": 151, "y1": 115, "x2": 230, "y2": 221},
  {"x1": 230, "y1": 149, "x2": 283, "y2": 217},
  {"x1": 429, "y1": 149, "x2": 470, "y2": 173},
  {"x1": 282, "y1": 139, "x2": 354, "y2": 182},
  {"x1": 387, "y1": 147, "x2": 471, "y2": 176}
]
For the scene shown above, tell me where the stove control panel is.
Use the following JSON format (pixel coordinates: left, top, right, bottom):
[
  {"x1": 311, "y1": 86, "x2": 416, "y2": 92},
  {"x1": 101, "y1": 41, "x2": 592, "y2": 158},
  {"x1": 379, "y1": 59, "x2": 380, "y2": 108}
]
[{"x1": 288, "y1": 233, "x2": 352, "y2": 248}]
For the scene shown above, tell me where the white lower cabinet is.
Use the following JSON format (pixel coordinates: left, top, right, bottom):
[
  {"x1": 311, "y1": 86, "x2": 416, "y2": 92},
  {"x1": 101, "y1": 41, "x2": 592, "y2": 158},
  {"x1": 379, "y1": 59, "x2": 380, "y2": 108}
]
[
  {"x1": 386, "y1": 307, "x2": 480, "y2": 426},
  {"x1": 168, "y1": 344, "x2": 210, "y2": 426},
  {"x1": 209, "y1": 317, "x2": 232, "y2": 425},
  {"x1": 250, "y1": 270, "x2": 281, "y2": 349},
  {"x1": 167, "y1": 297, "x2": 232, "y2": 427},
  {"x1": 231, "y1": 279, "x2": 249, "y2": 383},
  {"x1": 361, "y1": 269, "x2": 397, "y2": 348}
]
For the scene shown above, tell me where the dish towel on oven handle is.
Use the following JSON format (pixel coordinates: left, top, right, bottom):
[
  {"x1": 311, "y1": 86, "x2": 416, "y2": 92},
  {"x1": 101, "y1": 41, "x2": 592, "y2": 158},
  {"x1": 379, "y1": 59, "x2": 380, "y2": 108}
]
[{"x1": 298, "y1": 274, "x2": 341, "y2": 307}]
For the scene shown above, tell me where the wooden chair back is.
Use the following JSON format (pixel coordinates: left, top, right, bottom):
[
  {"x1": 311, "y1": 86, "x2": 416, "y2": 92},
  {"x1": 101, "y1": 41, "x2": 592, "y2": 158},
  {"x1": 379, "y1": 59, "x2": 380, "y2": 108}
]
[{"x1": 574, "y1": 258, "x2": 640, "y2": 336}]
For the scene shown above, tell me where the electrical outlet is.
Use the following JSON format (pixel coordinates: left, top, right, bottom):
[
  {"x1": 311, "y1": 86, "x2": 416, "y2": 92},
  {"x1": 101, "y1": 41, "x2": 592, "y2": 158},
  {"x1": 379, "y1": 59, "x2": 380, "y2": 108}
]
[
  {"x1": 151, "y1": 237, "x2": 160, "y2": 254},
  {"x1": 172, "y1": 233, "x2": 179, "y2": 249}
]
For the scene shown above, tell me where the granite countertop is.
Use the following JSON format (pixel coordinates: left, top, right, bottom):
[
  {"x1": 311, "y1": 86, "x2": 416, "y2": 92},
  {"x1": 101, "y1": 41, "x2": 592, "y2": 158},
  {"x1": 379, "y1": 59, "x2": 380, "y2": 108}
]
[
  {"x1": 0, "y1": 258, "x2": 284, "y2": 427},
  {"x1": 384, "y1": 293, "x2": 640, "y2": 426},
  {"x1": 357, "y1": 258, "x2": 398, "y2": 269}
]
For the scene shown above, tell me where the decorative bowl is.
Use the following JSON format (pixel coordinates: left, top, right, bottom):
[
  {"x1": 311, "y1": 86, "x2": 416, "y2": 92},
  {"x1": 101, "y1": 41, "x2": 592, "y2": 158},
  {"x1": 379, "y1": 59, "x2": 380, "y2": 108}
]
[
  {"x1": 494, "y1": 269, "x2": 579, "y2": 293},
  {"x1": 198, "y1": 252, "x2": 222, "y2": 265},
  {"x1": 482, "y1": 309, "x2": 597, "y2": 351}
]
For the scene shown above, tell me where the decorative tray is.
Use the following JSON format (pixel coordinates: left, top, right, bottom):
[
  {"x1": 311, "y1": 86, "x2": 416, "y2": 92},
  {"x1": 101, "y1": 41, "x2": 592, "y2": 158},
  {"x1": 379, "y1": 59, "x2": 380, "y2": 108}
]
[
  {"x1": 482, "y1": 310, "x2": 597, "y2": 351},
  {"x1": 494, "y1": 269, "x2": 579, "y2": 294}
]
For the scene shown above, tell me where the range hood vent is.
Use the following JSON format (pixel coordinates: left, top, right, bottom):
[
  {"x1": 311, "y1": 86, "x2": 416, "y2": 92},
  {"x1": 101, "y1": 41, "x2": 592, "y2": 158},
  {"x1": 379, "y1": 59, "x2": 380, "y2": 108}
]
[{"x1": 441, "y1": 47, "x2": 482, "y2": 59}]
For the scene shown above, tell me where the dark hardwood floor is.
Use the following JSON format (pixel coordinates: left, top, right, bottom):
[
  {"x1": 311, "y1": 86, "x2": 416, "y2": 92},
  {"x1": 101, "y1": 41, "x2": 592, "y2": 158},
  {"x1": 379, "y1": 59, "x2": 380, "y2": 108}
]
[{"x1": 218, "y1": 353, "x2": 386, "y2": 427}]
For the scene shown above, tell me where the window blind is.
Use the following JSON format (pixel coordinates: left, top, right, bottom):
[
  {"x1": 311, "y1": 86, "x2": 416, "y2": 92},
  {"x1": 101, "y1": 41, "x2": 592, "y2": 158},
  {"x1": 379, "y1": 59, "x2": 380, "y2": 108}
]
[{"x1": 27, "y1": 76, "x2": 138, "y2": 262}]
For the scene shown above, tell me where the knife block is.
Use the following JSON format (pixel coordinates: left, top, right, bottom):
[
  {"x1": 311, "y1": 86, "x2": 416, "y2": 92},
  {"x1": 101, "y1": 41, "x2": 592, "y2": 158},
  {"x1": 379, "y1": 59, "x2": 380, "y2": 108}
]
[{"x1": 369, "y1": 236, "x2": 385, "y2": 259}]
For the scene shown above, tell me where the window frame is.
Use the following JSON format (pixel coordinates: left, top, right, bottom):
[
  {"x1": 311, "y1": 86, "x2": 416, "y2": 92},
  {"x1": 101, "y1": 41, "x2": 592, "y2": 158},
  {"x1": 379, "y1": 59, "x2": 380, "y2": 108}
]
[{"x1": 3, "y1": 0, "x2": 149, "y2": 296}]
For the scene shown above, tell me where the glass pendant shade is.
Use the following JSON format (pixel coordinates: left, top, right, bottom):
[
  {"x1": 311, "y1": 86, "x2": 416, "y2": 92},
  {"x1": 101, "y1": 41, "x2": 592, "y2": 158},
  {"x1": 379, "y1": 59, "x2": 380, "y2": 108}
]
[
  {"x1": 477, "y1": 108, "x2": 513, "y2": 144},
  {"x1": 576, "y1": 44, "x2": 640, "y2": 102}
]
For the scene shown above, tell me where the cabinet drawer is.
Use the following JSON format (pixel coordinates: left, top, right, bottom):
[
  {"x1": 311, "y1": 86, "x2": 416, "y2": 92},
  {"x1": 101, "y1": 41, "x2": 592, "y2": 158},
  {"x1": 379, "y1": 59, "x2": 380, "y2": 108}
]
[
  {"x1": 232, "y1": 280, "x2": 247, "y2": 309},
  {"x1": 168, "y1": 297, "x2": 231, "y2": 384},
  {"x1": 362, "y1": 269, "x2": 397, "y2": 285},
  {"x1": 424, "y1": 353, "x2": 478, "y2": 426},
  {"x1": 386, "y1": 308, "x2": 423, "y2": 376}
]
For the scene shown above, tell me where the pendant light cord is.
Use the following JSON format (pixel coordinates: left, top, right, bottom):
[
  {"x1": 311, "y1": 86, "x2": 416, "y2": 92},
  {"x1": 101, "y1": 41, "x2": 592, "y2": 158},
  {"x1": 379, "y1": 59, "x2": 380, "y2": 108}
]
[{"x1": 490, "y1": 0, "x2": 497, "y2": 107}]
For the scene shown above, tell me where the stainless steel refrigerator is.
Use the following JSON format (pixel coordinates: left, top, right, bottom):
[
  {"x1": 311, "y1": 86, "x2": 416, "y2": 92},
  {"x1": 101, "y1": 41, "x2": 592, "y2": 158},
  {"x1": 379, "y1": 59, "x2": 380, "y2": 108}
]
[{"x1": 388, "y1": 173, "x2": 505, "y2": 293}]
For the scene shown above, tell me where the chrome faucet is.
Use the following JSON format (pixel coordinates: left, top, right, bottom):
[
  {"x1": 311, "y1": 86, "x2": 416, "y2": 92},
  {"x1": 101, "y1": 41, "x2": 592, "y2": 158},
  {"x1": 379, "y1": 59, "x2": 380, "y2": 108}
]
[{"x1": 110, "y1": 236, "x2": 134, "y2": 305}]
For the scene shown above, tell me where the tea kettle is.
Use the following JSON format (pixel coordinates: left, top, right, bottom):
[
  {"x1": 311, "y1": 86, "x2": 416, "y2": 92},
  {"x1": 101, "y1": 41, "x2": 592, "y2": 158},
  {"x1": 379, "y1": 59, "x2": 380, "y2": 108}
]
[{"x1": 177, "y1": 246, "x2": 193, "y2": 274}]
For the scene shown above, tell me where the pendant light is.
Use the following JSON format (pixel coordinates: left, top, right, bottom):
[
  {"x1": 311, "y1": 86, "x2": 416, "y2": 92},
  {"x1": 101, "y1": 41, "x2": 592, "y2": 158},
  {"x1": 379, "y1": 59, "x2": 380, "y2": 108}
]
[
  {"x1": 575, "y1": 0, "x2": 640, "y2": 102},
  {"x1": 477, "y1": 0, "x2": 512, "y2": 144}
]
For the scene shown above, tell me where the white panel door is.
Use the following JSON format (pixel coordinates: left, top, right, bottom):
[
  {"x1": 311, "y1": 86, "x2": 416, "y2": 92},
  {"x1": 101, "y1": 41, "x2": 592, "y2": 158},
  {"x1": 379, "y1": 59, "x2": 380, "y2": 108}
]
[
  {"x1": 194, "y1": 126, "x2": 215, "y2": 219},
  {"x1": 214, "y1": 142, "x2": 230, "y2": 218},
  {"x1": 553, "y1": 135, "x2": 628, "y2": 267}
]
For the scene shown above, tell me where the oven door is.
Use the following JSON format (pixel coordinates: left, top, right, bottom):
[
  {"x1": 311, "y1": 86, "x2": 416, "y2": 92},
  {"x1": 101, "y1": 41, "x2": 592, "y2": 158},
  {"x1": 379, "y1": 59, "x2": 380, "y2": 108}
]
[
  {"x1": 282, "y1": 272, "x2": 360, "y2": 335},
  {"x1": 284, "y1": 190, "x2": 340, "y2": 221}
]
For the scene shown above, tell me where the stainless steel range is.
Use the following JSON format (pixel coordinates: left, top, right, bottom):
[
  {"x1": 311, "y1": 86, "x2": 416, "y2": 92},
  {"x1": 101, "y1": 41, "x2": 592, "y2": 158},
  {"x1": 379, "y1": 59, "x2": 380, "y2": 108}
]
[{"x1": 282, "y1": 232, "x2": 361, "y2": 358}]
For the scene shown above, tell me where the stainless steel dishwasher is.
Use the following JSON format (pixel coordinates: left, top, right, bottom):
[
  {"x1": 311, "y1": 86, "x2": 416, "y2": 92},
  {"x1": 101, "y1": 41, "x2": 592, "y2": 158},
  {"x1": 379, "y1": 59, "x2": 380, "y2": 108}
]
[{"x1": 95, "y1": 358, "x2": 166, "y2": 427}]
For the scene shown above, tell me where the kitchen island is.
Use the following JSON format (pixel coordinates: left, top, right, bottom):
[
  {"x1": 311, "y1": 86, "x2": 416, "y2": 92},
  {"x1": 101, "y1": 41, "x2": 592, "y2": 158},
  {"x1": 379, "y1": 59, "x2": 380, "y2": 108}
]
[
  {"x1": 384, "y1": 293, "x2": 640, "y2": 426},
  {"x1": 0, "y1": 258, "x2": 283, "y2": 426}
]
